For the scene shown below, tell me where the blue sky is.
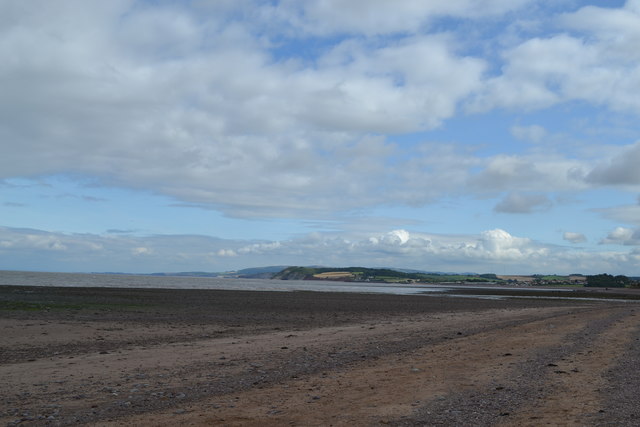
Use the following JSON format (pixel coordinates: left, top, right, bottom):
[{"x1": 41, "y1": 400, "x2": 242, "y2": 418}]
[{"x1": 1, "y1": 0, "x2": 640, "y2": 275}]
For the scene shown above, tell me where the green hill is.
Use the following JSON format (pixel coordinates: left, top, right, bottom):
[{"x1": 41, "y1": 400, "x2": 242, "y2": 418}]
[{"x1": 272, "y1": 266, "x2": 500, "y2": 284}]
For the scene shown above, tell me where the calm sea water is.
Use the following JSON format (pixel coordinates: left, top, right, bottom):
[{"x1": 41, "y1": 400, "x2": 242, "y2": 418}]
[{"x1": 0, "y1": 270, "x2": 451, "y2": 295}]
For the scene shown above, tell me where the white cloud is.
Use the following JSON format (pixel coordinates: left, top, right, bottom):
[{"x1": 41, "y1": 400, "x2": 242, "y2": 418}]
[
  {"x1": 560, "y1": 1, "x2": 640, "y2": 62},
  {"x1": 216, "y1": 249, "x2": 238, "y2": 257},
  {"x1": 217, "y1": 228, "x2": 549, "y2": 267},
  {"x1": 132, "y1": 247, "x2": 152, "y2": 256},
  {"x1": 600, "y1": 227, "x2": 640, "y2": 246},
  {"x1": 563, "y1": 232, "x2": 587, "y2": 244},
  {"x1": 476, "y1": 229, "x2": 544, "y2": 260},
  {"x1": 471, "y1": 1, "x2": 640, "y2": 114},
  {"x1": 384, "y1": 229, "x2": 411, "y2": 246}
]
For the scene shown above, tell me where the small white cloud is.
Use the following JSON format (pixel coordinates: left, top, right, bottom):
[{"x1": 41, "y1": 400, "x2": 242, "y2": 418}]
[
  {"x1": 132, "y1": 247, "x2": 152, "y2": 255},
  {"x1": 563, "y1": 232, "x2": 587, "y2": 244},
  {"x1": 237, "y1": 241, "x2": 282, "y2": 255},
  {"x1": 383, "y1": 229, "x2": 410, "y2": 245},
  {"x1": 216, "y1": 249, "x2": 238, "y2": 257}
]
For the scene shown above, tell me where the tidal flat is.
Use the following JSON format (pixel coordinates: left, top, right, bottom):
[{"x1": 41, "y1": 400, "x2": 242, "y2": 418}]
[{"x1": 1, "y1": 285, "x2": 639, "y2": 426}]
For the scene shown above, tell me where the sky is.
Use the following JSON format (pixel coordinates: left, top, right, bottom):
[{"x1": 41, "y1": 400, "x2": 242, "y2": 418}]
[{"x1": 1, "y1": 0, "x2": 640, "y2": 275}]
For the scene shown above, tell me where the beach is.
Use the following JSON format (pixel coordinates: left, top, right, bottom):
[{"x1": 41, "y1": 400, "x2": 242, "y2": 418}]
[{"x1": 1, "y1": 285, "x2": 639, "y2": 426}]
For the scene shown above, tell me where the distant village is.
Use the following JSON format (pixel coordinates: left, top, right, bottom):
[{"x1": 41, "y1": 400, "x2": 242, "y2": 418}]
[{"x1": 497, "y1": 275, "x2": 588, "y2": 286}]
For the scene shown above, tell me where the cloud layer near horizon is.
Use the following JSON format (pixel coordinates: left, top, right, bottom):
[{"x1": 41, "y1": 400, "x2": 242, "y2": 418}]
[{"x1": 2, "y1": 226, "x2": 639, "y2": 275}]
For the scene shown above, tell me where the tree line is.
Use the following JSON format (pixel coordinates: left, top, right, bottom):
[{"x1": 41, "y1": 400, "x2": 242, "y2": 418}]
[{"x1": 585, "y1": 274, "x2": 633, "y2": 288}]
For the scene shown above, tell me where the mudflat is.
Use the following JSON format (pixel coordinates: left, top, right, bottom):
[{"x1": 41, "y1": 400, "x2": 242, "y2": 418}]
[{"x1": 1, "y1": 285, "x2": 639, "y2": 426}]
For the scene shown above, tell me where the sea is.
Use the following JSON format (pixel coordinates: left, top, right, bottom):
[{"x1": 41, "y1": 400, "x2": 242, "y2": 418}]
[{"x1": 0, "y1": 270, "x2": 451, "y2": 296}]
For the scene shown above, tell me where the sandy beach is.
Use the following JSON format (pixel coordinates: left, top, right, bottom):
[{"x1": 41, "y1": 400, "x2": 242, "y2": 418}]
[{"x1": 1, "y1": 285, "x2": 639, "y2": 426}]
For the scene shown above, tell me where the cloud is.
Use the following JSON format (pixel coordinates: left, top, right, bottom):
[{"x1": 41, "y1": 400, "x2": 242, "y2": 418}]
[
  {"x1": 594, "y1": 199, "x2": 640, "y2": 226},
  {"x1": 224, "y1": 228, "x2": 549, "y2": 266},
  {"x1": 131, "y1": 247, "x2": 153, "y2": 256},
  {"x1": 600, "y1": 227, "x2": 640, "y2": 246},
  {"x1": 216, "y1": 249, "x2": 238, "y2": 257},
  {"x1": 494, "y1": 192, "x2": 552, "y2": 214},
  {"x1": 267, "y1": 0, "x2": 535, "y2": 36},
  {"x1": 470, "y1": 153, "x2": 587, "y2": 194},
  {"x1": 586, "y1": 141, "x2": 640, "y2": 186},
  {"x1": 471, "y1": 1, "x2": 640, "y2": 114},
  {"x1": 1, "y1": 0, "x2": 640, "y2": 225},
  {"x1": 0, "y1": 227, "x2": 80, "y2": 252},
  {"x1": 560, "y1": 1, "x2": 640, "y2": 62},
  {"x1": 563, "y1": 232, "x2": 587, "y2": 244},
  {"x1": 0, "y1": 2, "x2": 493, "y2": 218}
]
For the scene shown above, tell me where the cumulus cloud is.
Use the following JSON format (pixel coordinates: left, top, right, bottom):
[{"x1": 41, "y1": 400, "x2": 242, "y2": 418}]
[
  {"x1": 224, "y1": 228, "x2": 549, "y2": 266},
  {"x1": 563, "y1": 232, "x2": 587, "y2": 244},
  {"x1": 494, "y1": 192, "x2": 552, "y2": 214},
  {"x1": 475, "y1": 229, "x2": 546, "y2": 260}
]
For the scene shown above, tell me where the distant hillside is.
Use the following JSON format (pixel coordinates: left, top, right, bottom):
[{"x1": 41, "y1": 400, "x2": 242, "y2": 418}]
[
  {"x1": 234, "y1": 266, "x2": 289, "y2": 278},
  {"x1": 272, "y1": 266, "x2": 500, "y2": 283}
]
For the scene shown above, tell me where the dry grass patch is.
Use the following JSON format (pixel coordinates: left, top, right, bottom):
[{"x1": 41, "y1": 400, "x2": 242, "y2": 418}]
[{"x1": 313, "y1": 272, "x2": 355, "y2": 279}]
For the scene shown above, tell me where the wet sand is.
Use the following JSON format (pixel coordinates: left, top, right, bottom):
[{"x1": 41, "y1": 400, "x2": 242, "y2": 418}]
[{"x1": 1, "y1": 285, "x2": 639, "y2": 425}]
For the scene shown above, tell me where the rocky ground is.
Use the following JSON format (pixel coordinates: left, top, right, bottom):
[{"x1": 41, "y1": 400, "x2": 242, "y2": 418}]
[{"x1": 1, "y1": 285, "x2": 639, "y2": 426}]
